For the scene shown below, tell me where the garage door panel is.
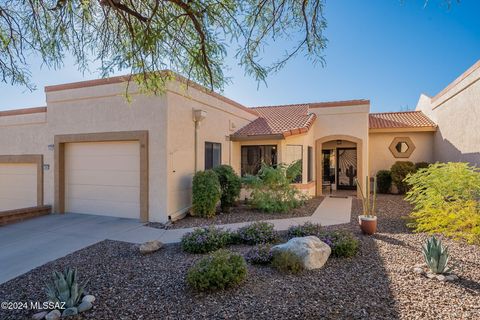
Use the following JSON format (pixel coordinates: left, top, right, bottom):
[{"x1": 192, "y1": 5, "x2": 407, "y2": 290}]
[
  {"x1": 66, "y1": 184, "x2": 139, "y2": 203},
  {"x1": 65, "y1": 141, "x2": 140, "y2": 219},
  {"x1": 66, "y1": 198, "x2": 138, "y2": 218},
  {"x1": 65, "y1": 155, "x2": 139, "y2": 171},
  {"x1": 66, "y1": 170, "x2": 140, "y2": 187},
  {"x1": 0, "y1": 163, "x2": 37, "y2": 211}
]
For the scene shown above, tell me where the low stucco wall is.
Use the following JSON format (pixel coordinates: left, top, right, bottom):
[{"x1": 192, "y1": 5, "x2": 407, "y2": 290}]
[{"x1": 368, "y1": 131, "x2": 434, "y2": 175}]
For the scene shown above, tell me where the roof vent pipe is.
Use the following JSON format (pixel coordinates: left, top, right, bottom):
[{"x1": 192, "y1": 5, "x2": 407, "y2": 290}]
[{"x1": 193, "y1": 109, "x2": 207, "y2": 172}]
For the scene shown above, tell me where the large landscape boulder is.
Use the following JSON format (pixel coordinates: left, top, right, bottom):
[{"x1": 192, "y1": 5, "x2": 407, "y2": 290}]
[
  {"x1": 139, "y1": 240, "x2": 163, "y2": 254},
  {"x1": 272, "y1": 236, "x2": 331, "y2": 270}
]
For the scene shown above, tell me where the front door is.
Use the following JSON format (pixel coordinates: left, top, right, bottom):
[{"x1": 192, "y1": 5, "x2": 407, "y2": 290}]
[{"x1": 336, "y1": 148, "x2": 357, "y2": 190}]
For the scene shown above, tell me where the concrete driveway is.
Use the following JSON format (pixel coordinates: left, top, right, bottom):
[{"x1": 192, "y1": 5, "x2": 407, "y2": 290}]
[
  {"x1": 0, "y1": 196, "x2": 352, "y2": 284},
  {"x1": 0, "y1": 213, "x2": 168, "y2": 284}
]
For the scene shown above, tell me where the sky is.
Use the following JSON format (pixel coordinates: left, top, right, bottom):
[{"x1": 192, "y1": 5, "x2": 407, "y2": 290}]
[{"x1": 0, "y1": 0, "x2": 479, "y2": 113}]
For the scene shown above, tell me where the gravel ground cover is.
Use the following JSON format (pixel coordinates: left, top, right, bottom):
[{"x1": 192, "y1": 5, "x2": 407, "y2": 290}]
[
  {"x1": 1, "y1": 195, "x2": 479, "y2": 320},
  {"x1": 149, "y1": 196, "x2": 325, "y2": 229}
]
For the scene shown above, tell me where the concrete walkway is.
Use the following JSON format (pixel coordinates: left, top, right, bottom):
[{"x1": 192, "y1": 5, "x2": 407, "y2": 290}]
[{"x1": 0, "y1": 196, "x2": 351, "y2": 284}]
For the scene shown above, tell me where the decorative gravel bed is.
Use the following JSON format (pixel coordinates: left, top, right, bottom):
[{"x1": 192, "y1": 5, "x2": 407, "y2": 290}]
[
  {"x1": 149, "y1": 196, "x2": 325, "y2": 229},
  {"x1": 1, "y1": 195, "x2": 479, "y2": 320}
]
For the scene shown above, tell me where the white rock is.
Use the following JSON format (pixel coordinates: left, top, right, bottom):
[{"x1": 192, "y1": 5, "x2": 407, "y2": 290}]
[
  {"x1": 32, "y1": 311, "x2": 48, "y2": 320},
  {"x1": 445, "y1": 275, "x2": 456, "y2": 281},
  {"x1": 413, "y1": 267, "x2": 424, "y2": 274},
  {"x1": 437, "y1": 275, "x2": 446, "y2": 281},
  {"x1": 426, "y1": 272, "x2": 436, "y2": 279},
  {"x1": 272, "y1": 236, "x2": 331, "y2": 270},
  {"x1": 82, "y1": 295, "x2": 96, "y2": 303},
  {"x1": 45, "y1": 310, "x2": 61, "y2": 320},
  {"x1": 77, "y1": 301, "x2": 93, "y2": 313},
  {"x1": 139, "y1": 240, "x2": 163, "y2": 254}
]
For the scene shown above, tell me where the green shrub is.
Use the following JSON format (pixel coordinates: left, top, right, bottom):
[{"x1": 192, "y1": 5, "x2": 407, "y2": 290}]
[
  {"x1": 186, "y1": 249, "x2": 247, "y2": 291},
  {"x1": 390, "y1": 161, "x2": 416, "y2": 194},
  {"x1": 376, "y1": 170, "x2": 392, "y2": 194},
  {"x1": 271, "y1": 251, "x2": 304, "y2": 274},
  {"x1": 415, "y1": 162, "x2": 430, "y2": 170},
  {"x1": 237, "y1": 221, "x2": 277, "y2": 245},
  {"x1": 181, "y1": 227, "x2": 232, "y2": 254},
  {"x1": 243, "y1": 162, "x2": 306, "y2": 213},
  {"x1": 213, "y1": 165, "x2": 241, "y2": 213},
  {"x1": 286, "y1": 222, "x2": 322, "y2": 239},
  {"x1": 192, "y1": 170, "x2": 221, "y2": 218},
  {"x1": 318, "y1": 230, "x2": 359, "y2": 258},
  {"x1": 405, "y1": 162, "x2": 480, "y2": 244},
  {"x1": 245, "y1": 244, "x2": 273, "y2": 265}
]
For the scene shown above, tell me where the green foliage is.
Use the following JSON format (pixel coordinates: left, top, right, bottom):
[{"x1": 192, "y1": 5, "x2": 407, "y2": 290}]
[
  {"x1": 286, "y1": 159, "x2": 303, "y2": 183},
  {"x1": 271, "y1": 251, "x2": 304, "y2": 274},
  {"x1": 243, "y1": 162, "x2": 307, "y2": 213},
  {"x1": 181, "y1": 227, "x2": 232, "y2": 254},
  {"x1": 192, "y1": 170, "x2": 221, "y2": 218},
  {"x1": 286, "y1": 222, "x2": 323, "y2": 238},
  {"x1": 415, "y1": 162, "x2": 430, "y2": 170},
  {"x1": 0, "y1": 1, "x2": 327, "y2": 93},
  {"x1": 356, "y1": 176, "x2": 377, "y2": 217},
  {"x1": 376, "y1": 170, "x2": 392, "y2": 194},
  {"x1": 213, "y1": 165, "x2": 241, "y2": 213},
  {"x1": 390, "y1": 161, "x2": 416, "y2": 194},
  {"x1": 422, "y1": 236, "x2": 451, "y2": 274},
  {"x1": 237, "y1": 222, "x2": 277, "y2": 245},
  {"x1": 45, "y1": 268, "x2": 85, "y2": 309},
  {"x1": 186, "y1": 249, "x2": 247, "y2": 291},
  {"x1": 319, "y1": 231, "x2": 359, "y2": 258},
  {"x1": 405, "y1": 162, "x2": 480, "y2": 243},
  {"x1": 245, "y1": 244, "x2": 273, "y2": 265}
]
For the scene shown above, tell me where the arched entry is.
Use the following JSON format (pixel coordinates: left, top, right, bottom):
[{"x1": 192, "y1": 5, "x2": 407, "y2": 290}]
[{"x1": 315, "y1": 135, "x2": 363, "y2": 197}]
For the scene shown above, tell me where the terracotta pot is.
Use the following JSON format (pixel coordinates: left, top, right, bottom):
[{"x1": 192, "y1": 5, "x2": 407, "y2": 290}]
[{"x1": 359, "y1": 215, "x2": 377, "y2": 235}]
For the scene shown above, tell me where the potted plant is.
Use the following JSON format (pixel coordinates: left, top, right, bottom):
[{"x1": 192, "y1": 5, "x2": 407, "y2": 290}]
[{"x1": 356, "y1": 176, "x2": 377, "y2": 235}]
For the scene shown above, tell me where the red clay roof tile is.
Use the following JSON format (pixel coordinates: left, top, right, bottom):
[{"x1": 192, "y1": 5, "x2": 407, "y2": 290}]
[{"x1": 369, "y1": 111, "x2": 436, "y2": 129}]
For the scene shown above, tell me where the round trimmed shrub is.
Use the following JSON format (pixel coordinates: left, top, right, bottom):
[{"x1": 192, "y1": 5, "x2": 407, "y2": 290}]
[
  {"x1": 187, "y1": 249, "x2": 247, "y2": 291},
  {"x1": 181, "y1": 227, "x2": 231, "y2": 254},
  {"x1": 318, "y1": 230, "x2": 359, "y2": 258},
  {"x1": 213, "y1": 165, "x2": 241, "y2": 213},
  {"x1": 415, "y1": 162, "x2": 430, "y2": 170},
  {"x1": 192, "y1": 170, "x2": 221, "y2": 218},
  {"x1": 245, "y1": 244, "x2": 273, "y2": 265},
  {"x1": 376, "y1": 170, "x2": 392, "y2": 194},
  {"x1": 271, "y1": 251, "x2": 304, "y2": 274},
  {"x1": 237, "y1": 222, "x2": 277, "y2": 245},
  {"x1": 390, "y1": 161, "x2": 416, "y2": 194},
  {"x1": 286, "y1": 222, "x2": 322, "y2": 239}
]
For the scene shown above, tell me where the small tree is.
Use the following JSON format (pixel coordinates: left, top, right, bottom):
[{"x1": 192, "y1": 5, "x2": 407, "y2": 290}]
[
  {"x1": 390, "y1": 161, "x2": 416, "y2": 194},
  {"x1": 192, "y1": 170, "x2": 221, "y2": 218},
  {"x1": 243, "y1": 162, "x2": 305, "y2": 213},
  {"x1": 213, "y1": 165, "x2": 241, "y2": 213},
  {"x1": 376, "y1": 170, "x2": 392, "y2": 194},
  {"x1": 405, "y1": 162, "x2": 480, "y2": 244}
]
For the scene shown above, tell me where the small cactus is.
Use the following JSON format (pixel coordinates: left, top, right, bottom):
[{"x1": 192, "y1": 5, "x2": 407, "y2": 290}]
[
  {"x1": 355, "y1": 176, "x2": 377, "y2": 217},
  {"x1": 45, "y1": 267, "x2": 86, "y2": 308},
  {"x1": 422, "y1": 236, "x2": 451, "y2": 274}
]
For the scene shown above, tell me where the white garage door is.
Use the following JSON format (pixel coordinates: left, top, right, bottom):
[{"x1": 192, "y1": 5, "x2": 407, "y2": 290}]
[
  {"x1": 65, "y1": 141, "x2": 140, "y2": 219},
  {"x1": 0, "y1": 163, "x2": 37, "y2": 211}
]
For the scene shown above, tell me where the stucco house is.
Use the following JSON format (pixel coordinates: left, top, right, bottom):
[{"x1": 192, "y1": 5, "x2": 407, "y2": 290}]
[{"x1": 0, "y1": 61, "x2": 479, "y2": 224}]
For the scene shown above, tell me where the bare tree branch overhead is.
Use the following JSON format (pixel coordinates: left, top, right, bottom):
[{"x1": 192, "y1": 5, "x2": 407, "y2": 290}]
[{"x1": 0, "y1": 0, "x2": 458, "y2": 93}]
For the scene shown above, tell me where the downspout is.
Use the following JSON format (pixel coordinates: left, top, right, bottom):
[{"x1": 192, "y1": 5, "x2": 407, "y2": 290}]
[{"x1": 193, "y1": 109, "x2": 207, "y2": 172}]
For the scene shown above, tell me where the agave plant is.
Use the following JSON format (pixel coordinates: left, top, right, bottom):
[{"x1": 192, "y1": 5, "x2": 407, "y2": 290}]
[
  {"x1": 422, "y1": 236, "x2": 451, "y2": 274},
  {"x1": 45, "y1": 267, "x2": 86, "y2": 308}
]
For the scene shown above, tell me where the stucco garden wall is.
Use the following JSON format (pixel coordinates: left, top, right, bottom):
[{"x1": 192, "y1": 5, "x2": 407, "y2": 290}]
[{"x1": 368, "y1": 131, "x2": 434, "y2": 175}]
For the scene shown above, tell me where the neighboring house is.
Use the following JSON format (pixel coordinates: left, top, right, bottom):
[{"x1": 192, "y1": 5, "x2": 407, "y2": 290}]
[{"x1": 0, "y1": 61, "x2": 478, "y2": 224}]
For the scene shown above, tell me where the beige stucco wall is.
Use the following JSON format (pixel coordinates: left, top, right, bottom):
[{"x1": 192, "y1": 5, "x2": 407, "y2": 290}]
[
  {"x1": 368, "y1": 131, "x2": 434, "y2": 175},
  {"x1": 311, "y1": 104, "x2": 370, "y2": 194},
  {"x1": 416, "y1": 62, "x2": 480, "y2": 166},
  {"x1": 165, "y1": 81, "x2": 257, "y2": 219}
]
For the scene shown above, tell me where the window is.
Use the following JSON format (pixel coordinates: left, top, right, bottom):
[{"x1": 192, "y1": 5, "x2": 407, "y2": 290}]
[
  {"x1": 241, "y1": 145, "x2": 277, "y2": 176},
  {"x1": 389, "y1": 137, "x2": 416, "y2": 158},
  {"x1": 205, "y1": 142, "x2": 221, "y2": 170},
  {"x1": 285, "y1": 145, "x2": 303, "y2": 183},
  {"x1": 307, "y1": 146, "x2": 313, "y2": 182}
]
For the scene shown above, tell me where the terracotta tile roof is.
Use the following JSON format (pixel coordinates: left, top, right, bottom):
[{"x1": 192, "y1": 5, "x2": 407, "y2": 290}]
[
  {"x1": 232, "y1": 104, "x2": 316, "y2": 139},
  {"x1": 369, "y1": 111, "x2": 436, "y2": 129}
]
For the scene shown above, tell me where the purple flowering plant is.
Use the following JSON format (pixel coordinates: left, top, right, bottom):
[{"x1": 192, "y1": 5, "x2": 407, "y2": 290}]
[
  {"x1": 245, "y1": 244, "x2": 273, "y2": 265},
  {"x1": 181, "y1": 226, "x2": 232, "y2": 254}
]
